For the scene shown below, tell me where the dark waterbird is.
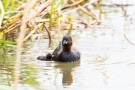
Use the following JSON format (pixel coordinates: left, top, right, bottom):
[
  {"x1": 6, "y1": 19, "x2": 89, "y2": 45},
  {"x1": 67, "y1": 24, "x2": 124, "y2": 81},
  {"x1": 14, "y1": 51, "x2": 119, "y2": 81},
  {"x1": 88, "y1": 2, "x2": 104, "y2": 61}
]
[{"x1": 37, "y1": 34, "x2": 81, "y2": 62}]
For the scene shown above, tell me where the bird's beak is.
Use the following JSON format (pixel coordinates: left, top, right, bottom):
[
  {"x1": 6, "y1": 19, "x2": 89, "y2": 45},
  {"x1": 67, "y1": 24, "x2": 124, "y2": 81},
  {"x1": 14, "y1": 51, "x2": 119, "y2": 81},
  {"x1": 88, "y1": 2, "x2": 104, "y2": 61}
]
[{"x1": 62, "y1": 40, "x2": 68, "y2": 45}]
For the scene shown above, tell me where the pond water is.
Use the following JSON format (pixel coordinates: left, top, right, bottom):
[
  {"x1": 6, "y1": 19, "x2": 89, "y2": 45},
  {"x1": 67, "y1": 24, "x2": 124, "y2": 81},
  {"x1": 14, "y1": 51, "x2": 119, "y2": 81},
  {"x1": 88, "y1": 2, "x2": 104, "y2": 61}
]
[{"x1": 1, "y1": 0, "x2": 135, "y2": 90}]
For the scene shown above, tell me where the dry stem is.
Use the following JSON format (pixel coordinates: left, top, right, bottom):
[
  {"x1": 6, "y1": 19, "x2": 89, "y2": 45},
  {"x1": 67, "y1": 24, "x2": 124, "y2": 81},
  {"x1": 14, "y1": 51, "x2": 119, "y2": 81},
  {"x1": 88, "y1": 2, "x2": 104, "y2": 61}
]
[
  {"x1": 14, "y1": 0, "x2": 37, "y2": 89},
  {"x1": 0, "y1": 0, "x2": 5, "y2": 27}
]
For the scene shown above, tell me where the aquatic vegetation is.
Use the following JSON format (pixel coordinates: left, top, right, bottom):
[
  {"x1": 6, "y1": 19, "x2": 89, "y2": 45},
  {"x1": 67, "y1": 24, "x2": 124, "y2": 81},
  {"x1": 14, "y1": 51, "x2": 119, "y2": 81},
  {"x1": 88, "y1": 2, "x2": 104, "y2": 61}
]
[
  {"x1": 0, "y1": 0, "x2": 101, "y2": 43},
  {"x1": 0, "y1": 1, "x2": 102, "y2": 89}
]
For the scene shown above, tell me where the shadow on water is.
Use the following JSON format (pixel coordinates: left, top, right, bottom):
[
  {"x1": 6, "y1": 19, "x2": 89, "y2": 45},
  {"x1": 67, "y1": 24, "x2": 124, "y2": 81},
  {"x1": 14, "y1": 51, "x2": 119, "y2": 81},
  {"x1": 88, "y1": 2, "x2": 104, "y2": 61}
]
[{"x1": 54, "y1": 61, "x2": 80, "y2": 87}]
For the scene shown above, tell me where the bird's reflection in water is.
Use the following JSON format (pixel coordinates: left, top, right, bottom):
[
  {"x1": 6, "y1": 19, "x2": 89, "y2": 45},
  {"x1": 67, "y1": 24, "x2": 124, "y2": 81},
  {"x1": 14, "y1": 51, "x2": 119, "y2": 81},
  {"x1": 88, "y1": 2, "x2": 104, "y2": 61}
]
[{"x1": 54, "y1": 61, "x2": 80, "y2": 86}]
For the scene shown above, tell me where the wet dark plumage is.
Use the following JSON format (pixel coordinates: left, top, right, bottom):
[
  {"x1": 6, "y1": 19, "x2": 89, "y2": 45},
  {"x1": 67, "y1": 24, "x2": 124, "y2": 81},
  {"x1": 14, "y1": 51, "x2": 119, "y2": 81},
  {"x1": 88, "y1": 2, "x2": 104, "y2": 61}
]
[
  {"x1": 37, "y1": 34, "x2": 80, "y2": 62},
  {"x1": 37, "y1": 53, "x2": 52, "y2": 61}
]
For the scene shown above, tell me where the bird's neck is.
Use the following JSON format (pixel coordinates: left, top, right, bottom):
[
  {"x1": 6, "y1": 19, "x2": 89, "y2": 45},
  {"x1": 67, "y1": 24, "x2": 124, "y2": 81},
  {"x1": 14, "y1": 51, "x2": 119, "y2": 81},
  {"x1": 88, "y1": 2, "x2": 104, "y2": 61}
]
[{"x1": 62, "y1": 46, "x2": 72, "y2": 52}]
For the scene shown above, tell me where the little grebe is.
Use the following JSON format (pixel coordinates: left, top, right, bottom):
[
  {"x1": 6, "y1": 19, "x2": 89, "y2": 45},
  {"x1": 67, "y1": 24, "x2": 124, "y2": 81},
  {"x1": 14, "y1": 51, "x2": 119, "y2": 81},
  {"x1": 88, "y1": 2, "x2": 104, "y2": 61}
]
[{"x1": 37, "y1": 34, "x2": 80, "y2": 62}]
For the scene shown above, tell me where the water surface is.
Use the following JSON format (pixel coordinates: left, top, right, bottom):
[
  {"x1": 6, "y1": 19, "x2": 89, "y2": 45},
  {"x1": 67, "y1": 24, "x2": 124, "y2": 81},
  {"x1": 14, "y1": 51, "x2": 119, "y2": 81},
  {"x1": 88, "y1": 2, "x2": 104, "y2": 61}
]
[
  {"x1": 1, "y1": 0, "x2": 135, "y2": 90},
  {"x1": 20, "y1": 7, "x2": 135, "y2": 89}
]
